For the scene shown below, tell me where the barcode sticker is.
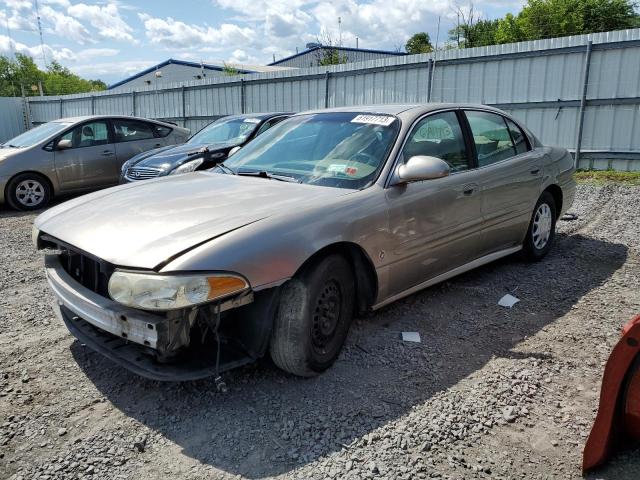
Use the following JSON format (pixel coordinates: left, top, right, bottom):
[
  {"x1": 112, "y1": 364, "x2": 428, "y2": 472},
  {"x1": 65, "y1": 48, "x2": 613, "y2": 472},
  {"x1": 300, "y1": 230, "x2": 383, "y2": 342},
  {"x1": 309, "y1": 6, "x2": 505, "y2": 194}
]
[{"x1": 351, "y1": 114, "x2": 396, "y2": 126}]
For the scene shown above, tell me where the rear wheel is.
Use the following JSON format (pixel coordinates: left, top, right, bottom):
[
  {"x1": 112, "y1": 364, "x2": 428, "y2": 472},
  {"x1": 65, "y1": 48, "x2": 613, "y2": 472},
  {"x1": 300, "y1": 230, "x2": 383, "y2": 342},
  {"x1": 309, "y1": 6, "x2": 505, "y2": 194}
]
[
  {"x1": 6, "y1": 173, "x2": 52, "y2": 211},
  {"x1": 523, "y1": 191, "x2": 556, "y2": 261},
  {"x1": 270, "y1": 254, "x2": 355, "y2": 377}
]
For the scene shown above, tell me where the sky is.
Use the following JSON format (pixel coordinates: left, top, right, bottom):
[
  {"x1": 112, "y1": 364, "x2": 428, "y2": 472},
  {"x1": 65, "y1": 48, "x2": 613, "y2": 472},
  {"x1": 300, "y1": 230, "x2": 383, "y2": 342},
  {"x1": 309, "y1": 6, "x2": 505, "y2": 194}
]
[{"x1": 0, "y1": 0, "x2": 524, "y2": 86}]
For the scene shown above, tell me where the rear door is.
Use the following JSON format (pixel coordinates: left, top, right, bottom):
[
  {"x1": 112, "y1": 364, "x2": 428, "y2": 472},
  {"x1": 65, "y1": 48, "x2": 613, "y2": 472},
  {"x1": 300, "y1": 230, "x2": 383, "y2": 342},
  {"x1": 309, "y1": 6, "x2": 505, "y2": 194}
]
[
  {"x1": 463, "y1": 110, "x2": 543, "y2": 253},
  {"x1": 112, "y1": 118, "x2": 165, "y2": 167},
  {"x1": 53, "y1": 120, "x2": 117, "y2": 190},
  {"x1": 385, "y1": 110, "x2": 485, "y2": 297}
]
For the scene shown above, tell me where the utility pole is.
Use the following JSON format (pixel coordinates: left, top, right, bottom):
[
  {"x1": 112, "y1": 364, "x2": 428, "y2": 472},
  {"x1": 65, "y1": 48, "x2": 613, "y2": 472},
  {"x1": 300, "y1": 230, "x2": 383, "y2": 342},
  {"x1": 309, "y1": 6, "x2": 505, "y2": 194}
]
[{"x1": 33, "y1": 0, "x2": 47, "y2": 67}]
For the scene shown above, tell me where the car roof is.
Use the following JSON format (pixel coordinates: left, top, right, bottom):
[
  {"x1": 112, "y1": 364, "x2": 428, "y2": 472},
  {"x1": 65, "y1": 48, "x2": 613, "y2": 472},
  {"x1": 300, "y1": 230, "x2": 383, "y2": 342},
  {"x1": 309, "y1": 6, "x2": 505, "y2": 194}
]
[
  {"x1": 298, "y1": 103, "x2": 508, "y2": 117},
  {"x1": 222, "y1": 112, "x2": 292, "y2": 121},
  {"x1": 51, "y1": 115, "x2": 185, "y2": 128}
]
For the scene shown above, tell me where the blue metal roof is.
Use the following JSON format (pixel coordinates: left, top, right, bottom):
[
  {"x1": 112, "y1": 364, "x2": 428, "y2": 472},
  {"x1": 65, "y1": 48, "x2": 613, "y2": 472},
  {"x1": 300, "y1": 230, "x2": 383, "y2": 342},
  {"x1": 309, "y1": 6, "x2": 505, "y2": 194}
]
[
  {"x1": 268, "y1": 45, "x2": 407, "y2": 66},
  {"x1": 107, "y1": 59, "x2": 257, "y2": 90}
]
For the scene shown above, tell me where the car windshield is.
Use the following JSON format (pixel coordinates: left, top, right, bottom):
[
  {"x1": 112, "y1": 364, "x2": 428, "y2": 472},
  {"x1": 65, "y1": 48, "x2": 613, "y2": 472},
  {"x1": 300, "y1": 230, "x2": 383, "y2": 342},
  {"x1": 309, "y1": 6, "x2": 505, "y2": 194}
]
[
  {"x1": 188, "y1": 117, "x2": 261, "y2": 145},
  {"x1": 1, "y1": 121, "x2": 71, "y2": 148},
  {"x1": 222, "y1": 112, "x2": 400, "y2": 189}
]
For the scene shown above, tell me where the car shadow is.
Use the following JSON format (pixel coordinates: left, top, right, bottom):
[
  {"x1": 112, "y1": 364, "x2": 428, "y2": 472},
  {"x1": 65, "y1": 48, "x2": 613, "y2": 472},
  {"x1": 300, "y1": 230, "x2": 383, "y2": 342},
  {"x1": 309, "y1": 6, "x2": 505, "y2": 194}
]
[{"x1": 70, "y1": 232, "x2": 627, "y2": 478}]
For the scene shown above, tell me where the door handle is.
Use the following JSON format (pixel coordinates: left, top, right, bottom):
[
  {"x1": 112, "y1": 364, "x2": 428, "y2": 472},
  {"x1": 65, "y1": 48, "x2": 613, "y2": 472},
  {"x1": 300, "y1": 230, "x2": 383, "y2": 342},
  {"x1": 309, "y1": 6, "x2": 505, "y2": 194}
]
[
  {"x1": 102, "y1": 151, "x2": 114, "y2": 156},
  {"x1": 154, "y1": 143, "x2": 162, "y2": 148},
  {"x1": 462, "y1": 183, "x2": 478, "y2": 196},
  {"x1": 530, "y1": 168, "x2": 540, "y2": 175}
]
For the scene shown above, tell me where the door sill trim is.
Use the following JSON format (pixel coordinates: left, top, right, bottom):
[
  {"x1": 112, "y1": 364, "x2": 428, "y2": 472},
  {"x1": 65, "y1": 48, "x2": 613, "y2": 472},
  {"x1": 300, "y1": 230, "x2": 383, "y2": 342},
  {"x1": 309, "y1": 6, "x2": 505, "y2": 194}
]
[{"x1": 372, "y1": 245, "x2": 522, "y2": 310}]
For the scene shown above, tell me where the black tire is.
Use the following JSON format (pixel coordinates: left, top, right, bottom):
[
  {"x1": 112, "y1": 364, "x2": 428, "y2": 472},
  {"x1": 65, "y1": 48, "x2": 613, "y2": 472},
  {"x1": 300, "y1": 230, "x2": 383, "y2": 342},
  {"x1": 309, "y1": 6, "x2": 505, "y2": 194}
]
[
  {"x1": 270, "y1": 254, "x2": 355, "y2": 377},
  {"x1": 523, "y1": 191, "x2": 557, "y2": 261},
  {"x1": 6, "y1": 172, "x2": 52, "y2": 211}
]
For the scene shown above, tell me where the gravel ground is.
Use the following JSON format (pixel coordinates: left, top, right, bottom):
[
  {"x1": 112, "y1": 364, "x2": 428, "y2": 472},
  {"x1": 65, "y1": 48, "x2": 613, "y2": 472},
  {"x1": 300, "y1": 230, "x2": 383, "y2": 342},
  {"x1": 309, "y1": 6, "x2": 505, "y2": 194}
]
[{"x1": 1, "y1": 183, "x2": 639, "y2": 480}]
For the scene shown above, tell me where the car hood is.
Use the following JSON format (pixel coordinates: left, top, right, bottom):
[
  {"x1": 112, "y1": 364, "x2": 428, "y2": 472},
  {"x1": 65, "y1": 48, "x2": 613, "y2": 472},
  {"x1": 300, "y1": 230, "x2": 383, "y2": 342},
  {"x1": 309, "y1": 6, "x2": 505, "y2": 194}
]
[
  {"x1": 35, "y1": 172, "x2": 351, "y2": 269},
  {"x1": 0, "y1": 146, "x2": 22, "y2": 162},
  {"x1": 129, "y1": 142, "x2": 237, "y2": 170}
]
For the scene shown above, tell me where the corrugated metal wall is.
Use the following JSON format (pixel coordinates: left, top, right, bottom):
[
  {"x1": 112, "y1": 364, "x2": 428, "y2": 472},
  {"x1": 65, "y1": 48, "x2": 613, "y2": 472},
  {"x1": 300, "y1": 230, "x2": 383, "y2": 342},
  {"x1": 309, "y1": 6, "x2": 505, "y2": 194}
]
[
  {"x1": 0, "y1": 97, "x2": 27, "y2": 142},
  {"x1": 271, "y1": 48, "x2": 406, "y2": 68},
  {"x1": 20, "y1": 28, "x2": 640, "y2": 171}
]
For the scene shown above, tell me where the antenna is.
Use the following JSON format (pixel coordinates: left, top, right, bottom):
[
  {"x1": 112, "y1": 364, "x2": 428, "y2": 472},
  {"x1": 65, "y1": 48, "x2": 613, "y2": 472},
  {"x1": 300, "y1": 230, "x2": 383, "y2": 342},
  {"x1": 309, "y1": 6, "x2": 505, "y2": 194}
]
[
  {"x1": 33, "y1": 0, "x2": 47, "y2": 67},
  {"x1": 338, "y1": 16, "x2": 342, "y2": 46},
  {"x1": 5, "y1": 16, "x2": 16, "y2": 58}
]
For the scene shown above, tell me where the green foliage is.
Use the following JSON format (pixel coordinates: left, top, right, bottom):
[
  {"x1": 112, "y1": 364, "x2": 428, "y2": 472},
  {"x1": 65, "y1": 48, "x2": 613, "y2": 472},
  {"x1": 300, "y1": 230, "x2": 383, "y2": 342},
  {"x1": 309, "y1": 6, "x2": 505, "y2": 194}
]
[
  {"x1": 445, "y1": 0, "x2": 639, "y2": 49},
  {"x1": 0, "y1": 54, "x2": 106, "y2": 97},
  {"x1": 222, "y1": 62, "x2": 241, "y2": 76},
  {"x1": 405, "y1": 32, "x2": 434, "y2": 54},
  {"x1": 318, "y1": 48, "x2": 348, "y2": 66},
  {"x1": 574, "y1": 169, "x2": 640, "y2": 185}
]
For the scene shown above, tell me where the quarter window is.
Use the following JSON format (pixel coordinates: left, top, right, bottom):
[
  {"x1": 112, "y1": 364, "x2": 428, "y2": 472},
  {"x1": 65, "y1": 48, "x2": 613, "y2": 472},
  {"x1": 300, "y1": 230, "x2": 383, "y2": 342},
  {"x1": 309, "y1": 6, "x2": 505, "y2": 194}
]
[
  {"x1": 58, "y1": 121, "x2": 110, "y2": 148},
  {"x1": 153, "y1": 125, "x2": 172, "y2": 138},
  {"x1": 465, "y1": 111, "x2": 517, "y2": 167},
  {"x1": 505, "y1": 118, "x2": 529, "y2": 155},
  {"x1": 112, "y1": 119, "x2": 156, "y2": 143},
  {"x1": 401, "y1": 111, "x2": 470, "y2": 172}
]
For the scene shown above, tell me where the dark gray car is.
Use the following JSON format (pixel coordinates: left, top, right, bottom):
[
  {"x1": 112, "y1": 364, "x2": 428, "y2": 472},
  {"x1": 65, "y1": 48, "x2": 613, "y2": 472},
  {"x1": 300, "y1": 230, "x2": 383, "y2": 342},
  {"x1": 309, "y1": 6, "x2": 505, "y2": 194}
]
[
  {"x1": 34, "y1": 104, "x2": 576, "y2": 381},
  {"x1": 120, "y1": 113, "x2": 290, "y2": 182},
  {"x1": 0, "y1": 115, "x2": 189, "y2": 210}
]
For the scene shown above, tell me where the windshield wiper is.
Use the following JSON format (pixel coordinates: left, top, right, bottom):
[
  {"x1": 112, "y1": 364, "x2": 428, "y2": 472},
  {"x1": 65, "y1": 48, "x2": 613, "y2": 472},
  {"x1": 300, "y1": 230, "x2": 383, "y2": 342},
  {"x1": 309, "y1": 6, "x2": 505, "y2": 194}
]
[
  {"x1": 216, "y1": 162, "x2": 236, "y2": 175},
  {"x1": 237, "y1": 170, "x2": 299, "y2": 183}
]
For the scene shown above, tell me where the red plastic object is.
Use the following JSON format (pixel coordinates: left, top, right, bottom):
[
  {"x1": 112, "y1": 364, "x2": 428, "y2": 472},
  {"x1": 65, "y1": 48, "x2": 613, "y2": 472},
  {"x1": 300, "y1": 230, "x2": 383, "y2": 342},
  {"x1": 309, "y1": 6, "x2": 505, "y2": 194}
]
[{"x1": 583, "y1": 314, "x2": 640, "y2": 473}]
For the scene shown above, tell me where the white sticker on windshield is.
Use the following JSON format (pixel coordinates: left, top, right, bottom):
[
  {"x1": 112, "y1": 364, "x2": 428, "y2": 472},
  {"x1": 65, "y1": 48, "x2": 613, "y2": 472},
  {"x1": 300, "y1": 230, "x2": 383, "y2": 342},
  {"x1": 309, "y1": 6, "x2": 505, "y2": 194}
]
[
  {"x1": 243, "y1": 118, "x2": 260, "y2": 123},
  {"x1": 351, "y1": 114, "x2": 395, "y2": 126}
]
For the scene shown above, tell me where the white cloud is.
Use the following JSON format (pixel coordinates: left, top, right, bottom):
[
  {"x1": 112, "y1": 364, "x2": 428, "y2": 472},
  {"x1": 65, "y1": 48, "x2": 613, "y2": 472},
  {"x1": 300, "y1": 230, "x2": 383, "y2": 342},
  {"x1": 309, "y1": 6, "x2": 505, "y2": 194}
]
[
  {"x1": 265, "y1": 9, "x2": 311, "y2": 38},
  {"x1": 74, "y1": 47, "x2": 119, "y2": 61},
  {"x1": 0, "y1": 34, "x2": 75, "y2": 64},
  {"x1": 71, "y1": 59, "x2": 156, "y2": 80},
  {"x1": 138, "y1": 14, "x2": 255, "y2": 49},
  {"x1": 67, "y1": 3, "x2": 134, "y2": 42},
  {"x1": 40, "y1": 5, "x2": 92, "y2": 44}
]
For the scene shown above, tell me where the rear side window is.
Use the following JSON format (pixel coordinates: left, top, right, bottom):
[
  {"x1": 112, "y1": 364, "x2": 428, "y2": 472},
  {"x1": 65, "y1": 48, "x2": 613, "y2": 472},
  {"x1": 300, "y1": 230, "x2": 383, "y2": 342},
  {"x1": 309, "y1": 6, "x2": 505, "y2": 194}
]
[
  {"x1": 401, "y1": 111, "x2": 470, "y2": 172},
  {"x1": 153, "y1": 125, "x2": 172, "y2": 138},
  {"x1": 465, "y1": 111, "x2": 516, "y2": 167},
  {"x1": 112, "y1": 119, "x2": 156, "y2": 142},
  {"x1": 505, "y1": 118, "x2": 529, "y2": 155}
]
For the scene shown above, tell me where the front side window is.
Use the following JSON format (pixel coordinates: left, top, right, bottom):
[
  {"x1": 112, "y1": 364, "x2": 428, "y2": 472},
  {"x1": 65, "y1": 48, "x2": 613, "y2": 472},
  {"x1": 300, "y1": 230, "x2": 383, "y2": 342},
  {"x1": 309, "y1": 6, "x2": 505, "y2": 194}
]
[
  {"x1": 401, "y1": 111, "x2": 470, "y2": 172},
  {"x1": 59, "y1": 121, "x2": 110, "y2": 149},
  {"x1": 466, "y1": 111, "x2": 517, "y2": 167},
  {"x1": 113, "y1": 119, "x2": 155, "y2": 142},
  {"x1": 189, "y1": 117, "x2": 261, "y2": 145},
  {"x1": 223, "y1": 112, "x2": 400, "y2": 189}
]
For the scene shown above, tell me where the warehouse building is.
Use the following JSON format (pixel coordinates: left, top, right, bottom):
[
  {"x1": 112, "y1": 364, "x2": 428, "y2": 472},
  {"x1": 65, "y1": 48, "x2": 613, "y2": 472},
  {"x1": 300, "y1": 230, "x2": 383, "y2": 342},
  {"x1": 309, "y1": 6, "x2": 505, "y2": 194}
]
[{"x1": 269, "y1": 44, "x2": 407, "y2": 68}]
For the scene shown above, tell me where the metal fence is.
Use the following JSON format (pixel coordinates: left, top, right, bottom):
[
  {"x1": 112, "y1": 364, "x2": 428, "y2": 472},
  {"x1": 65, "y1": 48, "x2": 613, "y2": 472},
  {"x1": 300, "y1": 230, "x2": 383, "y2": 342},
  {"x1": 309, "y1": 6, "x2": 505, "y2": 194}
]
[
  {"x1": 4, "y1": 28, "x2": 640, "y2": 170},
  {"x1": 0, "y1": 97, "x2": 28, "y2": 142}
]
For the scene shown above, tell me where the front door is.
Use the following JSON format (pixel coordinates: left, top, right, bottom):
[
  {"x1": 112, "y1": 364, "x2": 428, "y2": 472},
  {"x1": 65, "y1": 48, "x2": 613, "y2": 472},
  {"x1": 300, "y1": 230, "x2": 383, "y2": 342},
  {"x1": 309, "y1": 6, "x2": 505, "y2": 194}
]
[
  {"x1": 463, "y1": 110, "x2": 543, "y2": 253},
  {"x1": 53, "y1": 120, "x2": 117, "y2": 191},
  {"x1": 385, "y1": 110, "x2": 485, "y2": 298}
]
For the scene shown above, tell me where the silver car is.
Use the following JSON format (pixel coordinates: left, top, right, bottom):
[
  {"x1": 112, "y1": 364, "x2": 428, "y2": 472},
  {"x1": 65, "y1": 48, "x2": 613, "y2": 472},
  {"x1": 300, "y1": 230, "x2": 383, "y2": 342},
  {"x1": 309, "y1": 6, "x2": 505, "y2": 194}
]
[
  {"x1": 34, "y1": 104, "x2": 576, "y2": 381},
  {"x1": 0, "y1": 115, "x2": 189, "y2": 210}
]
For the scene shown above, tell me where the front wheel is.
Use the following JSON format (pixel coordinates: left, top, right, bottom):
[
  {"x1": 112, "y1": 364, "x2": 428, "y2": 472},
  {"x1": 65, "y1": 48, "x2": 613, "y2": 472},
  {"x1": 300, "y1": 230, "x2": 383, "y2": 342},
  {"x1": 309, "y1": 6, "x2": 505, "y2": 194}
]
[
  {"x1": 6, "y1": 173, "x2": 52, "y2": 211},
  {"x1": 523, "y1": 191, "x2": 556, "y2": 261},
  {"x1": 269, "y1": 254, "x2": 355, "y2": 377}
]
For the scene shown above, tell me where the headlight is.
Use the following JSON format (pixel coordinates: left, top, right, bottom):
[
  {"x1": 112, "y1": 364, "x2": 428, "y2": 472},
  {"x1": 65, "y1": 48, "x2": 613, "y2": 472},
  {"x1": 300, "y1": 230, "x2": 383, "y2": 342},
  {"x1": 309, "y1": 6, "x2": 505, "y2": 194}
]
[
  {"x1": 170, "y1": 159, "x2": 204, "y2": 175},
  {"x1": 108, "y1": 270, "x2": 249, "y2": 311},
  {"x1": 31, "y1": 224, "x2": 39, "y2": 247}
]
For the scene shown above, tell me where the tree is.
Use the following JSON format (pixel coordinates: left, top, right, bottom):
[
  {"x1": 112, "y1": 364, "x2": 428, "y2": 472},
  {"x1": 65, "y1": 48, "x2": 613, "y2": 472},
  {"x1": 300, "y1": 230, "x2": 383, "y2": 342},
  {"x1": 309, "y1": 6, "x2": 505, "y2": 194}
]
[
  {"x1": 405, "y1": 32, "x2": 434, "y2": 54},
  {"x1": 446, "y1": 0, "x2": 639, "y2": 49},
  {"x1": 313, "y1": 31, "x2": 348, "y2": 66},
  {"x1": 222, "y1": 62, "x2": 240, "y2": 76},
  {"x1": 0, "y1": 54, "x2": 106, "y2": 97}
]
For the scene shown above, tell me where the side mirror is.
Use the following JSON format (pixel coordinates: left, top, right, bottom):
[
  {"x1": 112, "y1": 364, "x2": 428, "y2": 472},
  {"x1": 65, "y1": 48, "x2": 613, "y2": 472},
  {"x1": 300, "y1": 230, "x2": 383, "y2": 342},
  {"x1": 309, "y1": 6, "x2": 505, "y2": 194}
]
[
  {"x1": 57, "y1": 139, "x2": 72, "y2": 150},
  {"x1": 228, "y1": 146, "x2": 241, "y2": 157},
  {"x1": 396, "y1": 155, "x2": 450, "y2": 183}
]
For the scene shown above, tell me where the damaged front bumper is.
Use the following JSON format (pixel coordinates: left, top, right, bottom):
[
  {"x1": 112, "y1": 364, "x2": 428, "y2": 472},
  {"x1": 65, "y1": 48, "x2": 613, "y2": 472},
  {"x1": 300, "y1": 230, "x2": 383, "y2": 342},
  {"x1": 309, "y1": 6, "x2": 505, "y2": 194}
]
[{"x1": 45, "y1": 254, "x2": 255, "y2": 381}]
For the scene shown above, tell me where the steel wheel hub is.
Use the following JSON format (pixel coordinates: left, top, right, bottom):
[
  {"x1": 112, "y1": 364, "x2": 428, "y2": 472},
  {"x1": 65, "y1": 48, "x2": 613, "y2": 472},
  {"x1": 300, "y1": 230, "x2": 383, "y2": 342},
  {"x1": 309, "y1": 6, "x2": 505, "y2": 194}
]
[
  {"x1": 311, "y1": 280, "x2": 342, "y2": 353},
  {"x1": 15, "y1": 180, "x2": 45, "y2": 207},
  {"x1": 532, "y1": 203, "x2": 552, "y2": 249}
]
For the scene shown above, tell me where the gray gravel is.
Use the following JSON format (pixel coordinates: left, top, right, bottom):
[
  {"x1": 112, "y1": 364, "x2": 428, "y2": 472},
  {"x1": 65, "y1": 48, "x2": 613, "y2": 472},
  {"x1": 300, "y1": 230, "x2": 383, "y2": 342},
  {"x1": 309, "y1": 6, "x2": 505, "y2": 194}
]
[{"x1": 1, "y1": 184, "x2": 639, "y2": 479}]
